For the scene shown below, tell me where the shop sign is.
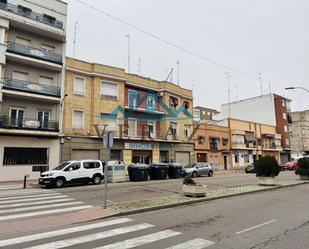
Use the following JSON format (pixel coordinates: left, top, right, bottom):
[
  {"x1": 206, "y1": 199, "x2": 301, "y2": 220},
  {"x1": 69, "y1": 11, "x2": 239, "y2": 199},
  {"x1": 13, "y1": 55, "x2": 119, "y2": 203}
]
[{"x1": 125, "y1": 143, "x2": 152, "y2": 150}]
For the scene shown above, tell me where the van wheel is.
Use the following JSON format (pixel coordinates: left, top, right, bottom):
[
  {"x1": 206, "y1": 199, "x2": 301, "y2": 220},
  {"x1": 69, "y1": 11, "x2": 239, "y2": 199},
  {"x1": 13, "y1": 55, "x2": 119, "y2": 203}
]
[
  {"x1": 93, "y1": 175, "x2": 102, "y2": 185},
  {"x1": 55, "y1": 178, "x2": 65, "y2": 188}
]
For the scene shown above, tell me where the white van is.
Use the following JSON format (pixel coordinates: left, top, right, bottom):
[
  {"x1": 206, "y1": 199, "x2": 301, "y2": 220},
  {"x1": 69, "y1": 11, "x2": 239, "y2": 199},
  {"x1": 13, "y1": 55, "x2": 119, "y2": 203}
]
[{"x1": 39, "y1": 160, "x2": 104, "y2": 188}]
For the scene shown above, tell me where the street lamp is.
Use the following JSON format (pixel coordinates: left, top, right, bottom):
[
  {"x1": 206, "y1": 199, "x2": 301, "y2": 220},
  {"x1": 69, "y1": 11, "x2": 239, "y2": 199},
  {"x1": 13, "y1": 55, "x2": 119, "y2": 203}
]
[{"x1": 285, "y1": 87, "x2": 309, "y2": 94}]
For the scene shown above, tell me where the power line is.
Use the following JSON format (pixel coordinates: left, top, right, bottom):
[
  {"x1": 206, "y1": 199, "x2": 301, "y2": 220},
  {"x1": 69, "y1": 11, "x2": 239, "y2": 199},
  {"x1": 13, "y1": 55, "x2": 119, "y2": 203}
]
[
  {"x1": 73, "y1": 0, "x2": 259, "y2": 81},
  {"x1": 73, "y1": 0, "x2": 303, "y2": 96}
]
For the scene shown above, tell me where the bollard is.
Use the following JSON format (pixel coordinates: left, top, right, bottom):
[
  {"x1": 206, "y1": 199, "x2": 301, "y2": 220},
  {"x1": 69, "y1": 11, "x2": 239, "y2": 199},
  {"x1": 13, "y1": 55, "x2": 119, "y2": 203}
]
[{"x1": 23, "y1": 175, "x2": 27, "y2": 189}]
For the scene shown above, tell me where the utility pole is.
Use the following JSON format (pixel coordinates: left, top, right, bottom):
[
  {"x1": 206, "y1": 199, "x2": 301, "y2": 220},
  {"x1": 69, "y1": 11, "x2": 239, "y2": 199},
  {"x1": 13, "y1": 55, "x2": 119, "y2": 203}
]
[
  {"x1": 138, "y1": 58, "x2": 141, "y2": 74},
  {"x1": 225, "y1": 72, "x2": 232, "y2": 118},
  {"x1": 73, "y1": 21, "x2": 78, "y2": 58},
  {"x1": 125, "y1": 34, "x2": 130, "y2": 73},
  {"x1": 176, "y1": 61, "x2": 180, "y2": 85},
  {"x1": 258, "y1": 69, "x2": 263, "y2": 95}
]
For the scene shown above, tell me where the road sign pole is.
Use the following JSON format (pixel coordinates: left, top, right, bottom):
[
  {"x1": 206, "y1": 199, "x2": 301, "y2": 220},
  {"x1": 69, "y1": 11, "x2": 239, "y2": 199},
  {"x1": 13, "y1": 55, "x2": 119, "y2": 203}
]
[{"x1": 103, "y1": 131, "x2": 114, "y2": 209}]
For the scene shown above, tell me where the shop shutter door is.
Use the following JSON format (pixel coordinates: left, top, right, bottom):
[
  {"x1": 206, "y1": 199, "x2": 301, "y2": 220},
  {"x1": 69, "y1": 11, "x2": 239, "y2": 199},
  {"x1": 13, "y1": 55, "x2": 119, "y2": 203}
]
[
  {"x1": 175, "y1": 152, "x2": 190, "y2": 168},
  {"x1": 72, "y1": 149, "x2": 100, "y2": 160}
]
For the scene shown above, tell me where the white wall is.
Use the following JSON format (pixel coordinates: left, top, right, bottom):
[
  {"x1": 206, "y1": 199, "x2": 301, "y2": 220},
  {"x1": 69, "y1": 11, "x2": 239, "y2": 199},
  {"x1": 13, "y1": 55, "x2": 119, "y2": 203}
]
[
  {"x1": 214, "y1": 94, "x2": 276, "y2": 126},
  {"x1": 0, "y1": 136, "x2": 60, "y2": 181}
]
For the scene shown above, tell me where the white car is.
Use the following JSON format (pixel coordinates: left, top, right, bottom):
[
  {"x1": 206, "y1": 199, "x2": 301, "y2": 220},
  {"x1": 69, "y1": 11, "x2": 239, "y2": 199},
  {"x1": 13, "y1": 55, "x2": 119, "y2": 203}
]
[{"x1": 39, "y1": 160, "x2": 104, "y2": 188}]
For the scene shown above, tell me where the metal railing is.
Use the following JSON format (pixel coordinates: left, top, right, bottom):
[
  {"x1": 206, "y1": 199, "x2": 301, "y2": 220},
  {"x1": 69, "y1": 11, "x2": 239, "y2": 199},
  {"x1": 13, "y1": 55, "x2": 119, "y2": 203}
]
[
  {"x1": 7, "y1": 41, "x2": 62, "y2": 64},
  {"x1": 0, "y1": 116, "x2": 59, "y2": 132},
  {"x1": 0, "y1": 2, "x2": 63, "y2": 29},
  {"x1": 2, "y1": 78, "x2": 61, "y2": 97}
]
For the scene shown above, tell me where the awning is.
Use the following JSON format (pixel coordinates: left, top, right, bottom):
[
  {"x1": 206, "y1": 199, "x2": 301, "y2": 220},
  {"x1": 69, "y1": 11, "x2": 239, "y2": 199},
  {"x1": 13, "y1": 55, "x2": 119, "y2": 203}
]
[{"x1": 245, "y1": 131, "x2": 256, "y2": 142}]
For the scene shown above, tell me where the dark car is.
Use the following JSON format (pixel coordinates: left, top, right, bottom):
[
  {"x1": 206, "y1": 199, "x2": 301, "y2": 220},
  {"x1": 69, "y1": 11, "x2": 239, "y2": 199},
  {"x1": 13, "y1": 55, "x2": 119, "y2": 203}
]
[{"x1": 245, "y1": 163, "x2": 256, "y2": 174}]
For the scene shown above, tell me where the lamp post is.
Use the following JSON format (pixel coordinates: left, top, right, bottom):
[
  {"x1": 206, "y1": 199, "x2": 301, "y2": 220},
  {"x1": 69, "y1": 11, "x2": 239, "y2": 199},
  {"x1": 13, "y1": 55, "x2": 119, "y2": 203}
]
[{"x1": 285, "y1": 87, "x2": 309, "y2": 94}]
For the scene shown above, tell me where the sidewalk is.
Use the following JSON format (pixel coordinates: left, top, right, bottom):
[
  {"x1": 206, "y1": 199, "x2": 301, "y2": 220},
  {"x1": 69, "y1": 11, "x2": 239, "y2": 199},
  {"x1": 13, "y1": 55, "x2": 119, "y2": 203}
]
[{"x1": 107, "y1": 179, "x2": 309, "y2": 216}]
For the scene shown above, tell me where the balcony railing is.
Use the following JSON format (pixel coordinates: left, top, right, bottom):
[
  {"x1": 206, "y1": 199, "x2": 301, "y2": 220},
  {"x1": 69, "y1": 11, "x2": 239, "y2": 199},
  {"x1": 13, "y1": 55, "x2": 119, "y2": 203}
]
[
  {"x1": 0, "y1": 116, "x2": 59, "y2": 132},
  {"x1": 0, "y1": 2, "x2": 64, "y2": 29},
  {"x1": 2, "y1": 78, "x2": 61, "y2": 97},
  {"x1": 7, "y1": 41, "x2": 62, "y2": 64}
]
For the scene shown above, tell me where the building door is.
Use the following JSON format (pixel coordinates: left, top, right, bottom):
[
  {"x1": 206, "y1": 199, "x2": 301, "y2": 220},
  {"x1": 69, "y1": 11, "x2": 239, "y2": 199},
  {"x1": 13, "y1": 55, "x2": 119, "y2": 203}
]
[
  {"x1": 224, "y1": 155, "x2": 228, "y2": 170},
  {"x1": 175, "y1": 152, "x2": 190, "y2": 167},
  {"x1": 38, "y1": 110, "x2": 50, "y2": 129},
  {"x1": 10, "y1": 108, "x2": 24, "y2": 127},
  {"x1": 132, "y1": 151, "x2": 152, "y2": 164}
]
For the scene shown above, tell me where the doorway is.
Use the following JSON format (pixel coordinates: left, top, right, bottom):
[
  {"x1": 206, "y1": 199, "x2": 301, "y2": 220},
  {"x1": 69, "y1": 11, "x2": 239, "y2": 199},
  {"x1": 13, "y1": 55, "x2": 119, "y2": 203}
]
[{"x1": 224, "y1": 155, "x2": 228, "y2": 170}]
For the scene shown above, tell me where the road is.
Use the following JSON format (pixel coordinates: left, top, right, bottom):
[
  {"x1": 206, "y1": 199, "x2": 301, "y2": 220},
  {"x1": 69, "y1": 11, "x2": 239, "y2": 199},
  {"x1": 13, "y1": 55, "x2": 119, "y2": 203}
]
[
  {"x1": 51, "y1": 171, "x2": 297, "y2": 206},
  {"x1": 0, "y1": 179, "x2": 308, "y2": 248}
]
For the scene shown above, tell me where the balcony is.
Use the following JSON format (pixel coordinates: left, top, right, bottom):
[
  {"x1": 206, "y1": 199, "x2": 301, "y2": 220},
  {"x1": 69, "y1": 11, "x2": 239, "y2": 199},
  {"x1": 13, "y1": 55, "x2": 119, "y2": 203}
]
[
  {"x1": 2, "y1": 78, "x2": 60, "y2": 97},
  {"x1": 210, "y1": 143, "x2": 219, "y2": 150},
  {"x1": 6, "y1": 41, "x2": 62, "y2": 65},
  {"x1": 0, "y1": 2, "x2": 63, "y2": 30},
  {"x1": 0, "y1": 116, "x2": 59, "y2": 132}
]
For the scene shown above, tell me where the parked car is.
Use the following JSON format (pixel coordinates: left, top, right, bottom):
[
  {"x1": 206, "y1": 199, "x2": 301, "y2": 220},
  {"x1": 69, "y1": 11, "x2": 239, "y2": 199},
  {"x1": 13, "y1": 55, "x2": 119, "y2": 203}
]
[
  {"x1": 181, "y1": 162, "x2": 213, "y2": 177},
  {"x1": 281, "y1": 161, "x2": 298, "y2": 171},
  {"x1": 245, "y1": 163, "x2": 256, "y2": 174},
  {"x1": 39, "y1": 160, "x2": 104, "y2": 188}
]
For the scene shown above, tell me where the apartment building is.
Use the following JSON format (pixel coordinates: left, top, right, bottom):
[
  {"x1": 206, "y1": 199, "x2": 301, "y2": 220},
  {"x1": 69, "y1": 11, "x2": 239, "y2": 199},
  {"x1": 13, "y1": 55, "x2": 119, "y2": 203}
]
[
  {"x1": 0, "y1": 0, "x2": 67, "y2": 181},
  {"x1": 289, "y1": 110, "x2": 309, "y2": 156},
  {"x1": 215, "y1": 93, "x2": 292, "y2": 163},
  {"x1": 194, "y1": 121, "x2": 231, "y2": 170},
  {"x1": 220, "y1": 118, "x2": 282, "y2": 168},
  {"x1": 62, "y1": 58, "x2": 194, "y2": 168},
  {"x1": 194, "y1": 106, "x2": 219, "y2": 121}
]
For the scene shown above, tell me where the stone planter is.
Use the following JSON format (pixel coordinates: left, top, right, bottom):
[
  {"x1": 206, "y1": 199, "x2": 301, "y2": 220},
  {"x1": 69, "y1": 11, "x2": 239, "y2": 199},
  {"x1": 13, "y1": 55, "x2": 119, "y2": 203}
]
[
  {"x1": 258, "y1": 176, "x2": 276, "y2": 186},
  {"x1": 182, "y1": 184, "x2": 207, "y2": 197},
  {"x1": 299, "y1": 175, "x2": 309, "y2": 180}
]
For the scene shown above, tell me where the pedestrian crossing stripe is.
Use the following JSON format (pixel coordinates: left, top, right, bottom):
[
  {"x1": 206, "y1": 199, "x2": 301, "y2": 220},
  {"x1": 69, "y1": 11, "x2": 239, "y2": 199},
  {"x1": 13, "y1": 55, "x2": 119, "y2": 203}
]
[
  {"x1": 165, "y1": 238, "x2": 215, "y2": 249},
  {"x1": 0, "y1": 192, "x2": 61, "y2": 201},
  {"x1": 0, "y1": 194, "x2": 69, "y2": 204}
]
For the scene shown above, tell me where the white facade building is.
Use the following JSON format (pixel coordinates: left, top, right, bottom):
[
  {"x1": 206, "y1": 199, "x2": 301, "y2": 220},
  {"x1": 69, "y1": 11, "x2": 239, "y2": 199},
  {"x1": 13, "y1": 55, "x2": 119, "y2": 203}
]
[{"x1": 0, "y1": 0, "x2": 67, "y2": 181}]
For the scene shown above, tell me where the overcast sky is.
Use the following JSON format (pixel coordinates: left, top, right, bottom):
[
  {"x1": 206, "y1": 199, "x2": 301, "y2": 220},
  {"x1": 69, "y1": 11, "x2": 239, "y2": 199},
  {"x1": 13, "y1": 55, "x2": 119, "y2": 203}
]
[{"x1": 66, "y1": 0, "x2": 309, "y2": 112}]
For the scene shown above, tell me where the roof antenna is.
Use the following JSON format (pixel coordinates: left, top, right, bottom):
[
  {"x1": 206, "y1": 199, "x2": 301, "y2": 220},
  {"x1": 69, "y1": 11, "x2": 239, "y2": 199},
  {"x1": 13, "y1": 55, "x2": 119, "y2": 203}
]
[
  {"x1": 73, "y1": 21, "x2": 78, "y2": 58},
  {"x1": 166, "y1": 68, "x2": 174, "y2": 82}
]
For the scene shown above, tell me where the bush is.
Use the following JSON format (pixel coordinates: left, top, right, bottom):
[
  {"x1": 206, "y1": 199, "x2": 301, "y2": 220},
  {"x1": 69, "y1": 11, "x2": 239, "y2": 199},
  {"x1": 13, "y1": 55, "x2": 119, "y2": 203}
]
[
  {"x1": 255, "y1": 156, "x2": 280, "y2": 177},
  {"x1": 296, "y1": 157, "x2": 309, "y2": 176},
  {"x1": 183, "y1": 176, "x2": 197, "y2": 186}
]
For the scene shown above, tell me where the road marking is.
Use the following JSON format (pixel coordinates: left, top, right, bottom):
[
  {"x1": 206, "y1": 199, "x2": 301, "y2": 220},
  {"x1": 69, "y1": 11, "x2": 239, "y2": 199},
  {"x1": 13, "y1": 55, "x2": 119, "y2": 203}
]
[
  {"x1": 165, "y1": 238, "x2": 215, "y2": 249},
  {"x1": 0, "y1": 195, "x2": 69, "y2": 204},
  {"x1": 0, "y1": 193, "x2": 61, "y2": 201},
  {"x1": 236, "y1": 219, "x2": 278, "y2": 234},
  {"x1": 24, "y1": 223, "x2": 154, "y2": 249},
  {"x1": 0, "y1": 198, "x2": 76, "y2": 209},
  {"x1": 95, "y1": 230, "x2": 181, "y2": 249},
  {"x1": 0, "y1": 189, "x2": 52, "y2": 197},
  {"x1": 0, "y1": 205, "x2": 92, "y2": 221},
  {"x1": 0, "y1": 201, "x2": 84, "y2": 214},
  {"x1": 0, "y1": 218, "x2": 133, "y2": 247}
]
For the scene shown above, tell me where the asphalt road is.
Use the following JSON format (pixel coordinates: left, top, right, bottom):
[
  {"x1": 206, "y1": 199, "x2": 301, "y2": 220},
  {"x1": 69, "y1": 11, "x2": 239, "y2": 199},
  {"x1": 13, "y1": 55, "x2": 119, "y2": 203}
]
[
  {"x1": 1, "y1": 178, "x2": 308, "y2": 249},
  {"x1": 128, "y1": 183, "x2": 309, "y2": 249},
  {"x1": 50, "y1": 171, "x2": 297, "y2": 206}
]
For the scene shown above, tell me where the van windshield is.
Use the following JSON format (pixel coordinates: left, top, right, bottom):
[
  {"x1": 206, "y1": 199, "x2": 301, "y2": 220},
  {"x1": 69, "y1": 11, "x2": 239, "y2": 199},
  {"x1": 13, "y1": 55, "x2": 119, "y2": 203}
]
[{"x1": 54, "y1": 163, "x2": 70, "y2": 170}]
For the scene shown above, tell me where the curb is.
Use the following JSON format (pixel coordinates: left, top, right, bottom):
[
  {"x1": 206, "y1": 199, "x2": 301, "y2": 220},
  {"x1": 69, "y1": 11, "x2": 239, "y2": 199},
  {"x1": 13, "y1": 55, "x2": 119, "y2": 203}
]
[{"x1": 105, "y1": 181, "x2": 309, "y2": 217}]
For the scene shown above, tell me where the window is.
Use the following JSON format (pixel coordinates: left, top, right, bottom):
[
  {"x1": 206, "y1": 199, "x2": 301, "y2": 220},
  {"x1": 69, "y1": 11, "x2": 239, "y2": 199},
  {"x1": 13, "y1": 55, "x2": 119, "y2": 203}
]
[
  {"x1": 283, "y1": 113, "x2": 287, "y2": 119},
  {"x1": 73, "y1": 76, "x2": 85, "y2": 96},
  {"x1": 15, "y1": 37, "x2": 31, "y2": 47},
  {"x1": 169, "y1": 96, "x2": 178, "y2": 109},
  {"x1": 41, "y1": 44, "x2": 55, "y2": 52},
  {"x1": 13, "y1": 71, "x2": 28, "y2": 81},
  {"x1": 3, "y1": 147, "x2": 48, "y2": 165},
  {"x1": 10, "y1": 107, "x2": 24, "y2": 128},
  {"x1": 285, "y1": 139, "x2": 290, "y2": 146},
  {"x1": 235, "y1": 154, "x2": 239, "y2": 163},
  {"x1": 302, "y1": 129, "x2": 306, "y2": 135},
  {"x1": 39, "y1": 76, "x2": 53, "y2": 85},
  {"x1": 202, "y1": 111, "x2": 206, "y2": 115},
  {"x1": 210, "y1": 137, "x2": 218, "y2": 150},
  {"x1": 198, "y1": 136, "x2": 205, "y2": 144},
  {"x1": 99, "y1": 113, "x2": 117, "y2": 131},
  {"x1": 244, "y1": 155, "x2": 250, "y2": 163},
  {"x1": 64, "y1": 162, "x2": 81, "y2": 171},
  {"x1": 128, "y1": 119, "x2": 137, "y2": 137},
  {"x1": 147, "y1": 96, "x2": 155, "y2": 111},
  {"x1": 222, "y1": 138, "x2": 229, "y2": 146},
  {"x1": 148, "y1": 121, "x2": 156, "y2": 138},
  {"x1": 128, "y1": 90, "x2": 138, "y2": 108},
  {"x1": 183, "y1": 101, "x2": 189, "y2": 110},
  {"x1": 72, "y1": 110, "x2": 84, "y2": 129},
  {"x1": 83, "y1": 162, "x2": 100, "y2": 169},
  {"x1": 307, "y1": 129, "x2": 309, "y2": 136},
  {"x1": 37, "y1": 110, "x2": 50, "y2": 129},
  {"x1": 232, "y1": 135, "x2": 245, "y2": 144},
  {"x1": 284, "y1": 125, "x2": 288, "y2": 133},
  {"x1": 169, "y1": 122, "x2": 178, "y2": 136},
  {"x1": 101, "y1": 82, "x2": 118, "y2": 99},
  {"x1": 184, "y1": 124, "x2": 190, "y2": 137},
  {"x1": 282, "y1": 99, "x2": 285, "y2": 107}
]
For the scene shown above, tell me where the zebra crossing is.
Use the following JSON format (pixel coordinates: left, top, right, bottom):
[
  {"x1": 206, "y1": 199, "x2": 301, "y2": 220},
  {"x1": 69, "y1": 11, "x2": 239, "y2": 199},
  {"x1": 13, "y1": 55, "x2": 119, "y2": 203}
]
[
  {"x1": 0, "y1": 187, "x2": 93, "y2": 222},
  {"x1": 0, "y1": 217, "x2": 215, "y2": 249}
]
